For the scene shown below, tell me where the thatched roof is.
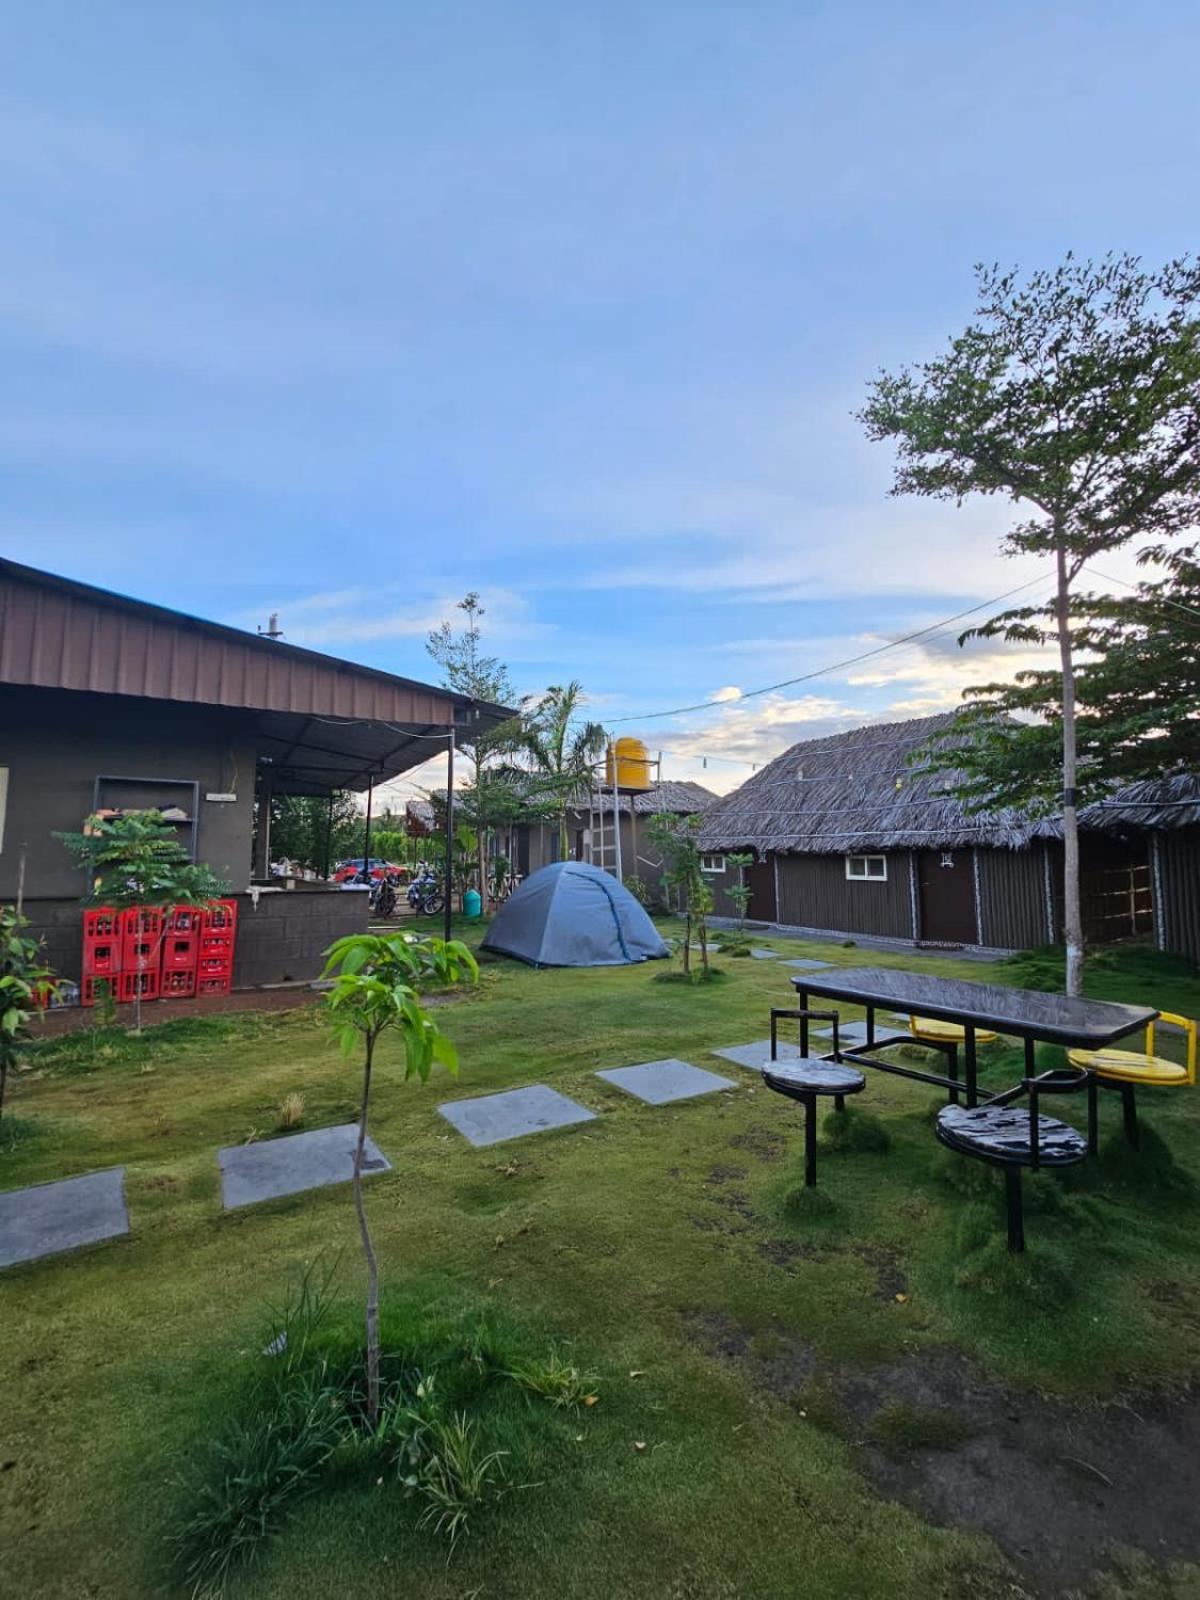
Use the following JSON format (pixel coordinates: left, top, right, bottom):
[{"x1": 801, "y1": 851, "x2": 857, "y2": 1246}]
[
  {"x1": 697, "y1": 714, "x2": 1039, "y2": 856},
  {"x1": 1081, "y1": 773, "x2": 1200, "y2": 833},
  {"x1": 566, "y1": 779, "x2": 717, "y2": 817}
]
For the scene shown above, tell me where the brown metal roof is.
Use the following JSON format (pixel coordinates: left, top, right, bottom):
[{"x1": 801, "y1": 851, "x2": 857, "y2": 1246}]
[{"x1": 0, "y1": 559, "x2": 515, "y2": 793}]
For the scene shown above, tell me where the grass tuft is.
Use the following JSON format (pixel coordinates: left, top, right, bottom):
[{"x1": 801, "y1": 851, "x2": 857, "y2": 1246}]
[
  {"x1": 507, "y1": 1344, "x2": 600, "y2": 1410},
  {"x1": 276, "y1": 1092, "x2": 306, "y2": 1132},
  {"x1": 865, "y1": 1400, "x2": 972, "y2": 1454},
  {"x1": 822, "y1": 1106, "x2": 891, "y2": 1155}
]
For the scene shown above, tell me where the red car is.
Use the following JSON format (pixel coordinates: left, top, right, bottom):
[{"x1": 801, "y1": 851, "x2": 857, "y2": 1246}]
[{"x1": 332, "y1": 859, "x2": 406, "y2": 884}]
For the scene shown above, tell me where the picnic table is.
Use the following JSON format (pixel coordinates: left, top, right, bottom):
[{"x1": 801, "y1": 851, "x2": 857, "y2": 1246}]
[{"x1": 787, "y1": 966, "x2": 1157, "y2": 1107}]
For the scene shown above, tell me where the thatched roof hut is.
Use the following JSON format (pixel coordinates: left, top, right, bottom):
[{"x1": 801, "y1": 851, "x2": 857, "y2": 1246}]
[{"x1": 697, "y1": 713, "x2": 1040, "y2": 856}]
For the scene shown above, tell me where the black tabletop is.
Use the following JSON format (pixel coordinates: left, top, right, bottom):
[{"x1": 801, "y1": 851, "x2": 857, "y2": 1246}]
[{"x1": 789, "y1": 966, "x2": 1156, "y2": 1047}]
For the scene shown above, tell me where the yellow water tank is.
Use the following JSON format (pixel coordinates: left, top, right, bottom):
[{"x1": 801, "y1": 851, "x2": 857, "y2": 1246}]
[{"x1": 606, "y1": 737, "x2": 653, "y2": 792}]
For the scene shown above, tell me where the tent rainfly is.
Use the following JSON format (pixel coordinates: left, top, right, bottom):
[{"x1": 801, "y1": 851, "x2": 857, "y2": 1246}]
[{"x1": 481, "y1": 862, "x2": 670, "y2": 969}]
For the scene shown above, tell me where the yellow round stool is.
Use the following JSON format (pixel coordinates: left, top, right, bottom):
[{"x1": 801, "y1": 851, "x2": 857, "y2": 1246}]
[{"x1": 1068, "y1": 1012, "x2": 1196, "y2": 1147}]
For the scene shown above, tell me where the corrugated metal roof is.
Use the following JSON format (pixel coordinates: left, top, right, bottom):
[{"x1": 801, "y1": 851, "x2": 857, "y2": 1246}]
[{"x1": 0, "y1": 559, "x2": 516, "y2": 793}]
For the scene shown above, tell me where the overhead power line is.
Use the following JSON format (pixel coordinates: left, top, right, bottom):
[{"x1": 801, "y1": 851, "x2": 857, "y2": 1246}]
[{"x1": 606, "y1": 572, "x2": 1053, "y2": 726}]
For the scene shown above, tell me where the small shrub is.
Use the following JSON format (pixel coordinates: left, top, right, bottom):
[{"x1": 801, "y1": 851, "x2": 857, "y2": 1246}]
[
  {"x1": 840, "y1": 939, "x2": 857, "y2": 948},
  {"x1": 507, "y1": 1345, "x2": 599, "y2": 1409},
  {"x1": 277, "y1": 1093, "x2": 305, "y2": 1132},
  {"x1": 622, "y1": 874, "x2": 650, "y2": 906}
]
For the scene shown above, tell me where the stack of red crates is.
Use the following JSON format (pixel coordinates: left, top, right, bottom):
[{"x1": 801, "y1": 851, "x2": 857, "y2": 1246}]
[
  {"x1": 81, "y1": 901, "x2": 237, "y2": 1006},
  {"x1": 198, "y1": 900, "x2": 237, "y2": 995},
  {"x1": 81, "y1": 907, "x2": 122, "y2": 1007}
]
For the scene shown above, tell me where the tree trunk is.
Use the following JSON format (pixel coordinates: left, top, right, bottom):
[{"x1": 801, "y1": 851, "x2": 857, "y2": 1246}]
[
  {"x1": 353, "y1": 1035, "x2": 381, "y2": 1424},
  {"x1": 0, "y1": 1059, "x2": 8, "y2": 1123},
  {"x1": 558, "y1": 809, "x2": 569, "y2": 863},
  {"x1": 1055, "y1": 536, "x2": 1085, "y2": 998},
  {"x1": 682, "y1": 910, "x2": 691, "y2": 974}
]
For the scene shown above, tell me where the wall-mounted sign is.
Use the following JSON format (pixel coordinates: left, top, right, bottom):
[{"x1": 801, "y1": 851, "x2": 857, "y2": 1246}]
[{"x1": 205, "y1": 792, "x2": 238, "y2": 803}]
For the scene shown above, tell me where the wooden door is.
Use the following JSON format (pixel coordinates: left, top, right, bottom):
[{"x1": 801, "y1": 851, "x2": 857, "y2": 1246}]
[
  {"x1": 917, "y1": 848, "x2": 977, "y2": 945},
  {"x1": 746, "y1": 856, "x2": 777, "y2": 922}
]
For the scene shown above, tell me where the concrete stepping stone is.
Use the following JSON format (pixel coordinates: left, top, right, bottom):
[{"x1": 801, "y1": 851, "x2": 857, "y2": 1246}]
[
  {"x1": 0, "y1": 1167, "x2": 129, "y2": 1269},
  {"x1": 781, "y1": 958, "x2": 832, "y2": 970},
  {"x1": 596, "y1": 1058, "x2": 735, "y2": 1104},
  {"x1": 218, "y1": 1124, "x2": 391, "y2": 1210},
  {"x1": 438, "y1": 1085, "x2": 596, "y2": 1148},
  {"x1": 749, "y1": 948, "x2": 779, "y2": 960},
  {"x1": 714, "y1": 1040, "x2": 824, "y2": 1071}
]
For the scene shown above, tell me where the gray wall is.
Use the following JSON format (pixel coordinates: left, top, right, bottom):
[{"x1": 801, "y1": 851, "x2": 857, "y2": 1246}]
[
  {"x1": 777, "y1": 852, "x2": 915, "y2": 939},
  {"x1": 0, "y1": 685, "x2": 258, "y2": 899}
]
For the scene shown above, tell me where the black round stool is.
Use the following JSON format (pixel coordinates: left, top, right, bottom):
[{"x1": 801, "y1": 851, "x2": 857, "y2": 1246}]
[
  {"x1": 935, "y1": 1101, "x2": 1090, "y2": 1252},
  {"x1": 762, "y1": 1059, "x2": 867, "y2": 1187}
]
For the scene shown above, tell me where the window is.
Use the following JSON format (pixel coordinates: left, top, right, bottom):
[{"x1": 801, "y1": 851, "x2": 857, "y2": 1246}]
[
  {"x1": 845, "y1": 853, "x2": 887, "y2": 881},
  {"x1": 700, "y1": 853, "x2": 726, "y2": 874}
]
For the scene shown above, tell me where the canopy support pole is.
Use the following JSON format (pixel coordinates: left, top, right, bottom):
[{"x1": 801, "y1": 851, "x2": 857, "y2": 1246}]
[{"x1": 444, "y1": 726, "x2": 455, "y2": 943}]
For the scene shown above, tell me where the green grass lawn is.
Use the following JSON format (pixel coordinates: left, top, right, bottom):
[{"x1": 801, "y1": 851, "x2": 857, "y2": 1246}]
[{"x1": 3, "y1": 927, "x2": 1200, "y2": 1599}]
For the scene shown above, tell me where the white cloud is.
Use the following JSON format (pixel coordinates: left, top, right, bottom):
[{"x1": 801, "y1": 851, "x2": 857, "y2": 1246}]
[{"x1": 710, "y1": 684, "x2": 742, "y2": 702}]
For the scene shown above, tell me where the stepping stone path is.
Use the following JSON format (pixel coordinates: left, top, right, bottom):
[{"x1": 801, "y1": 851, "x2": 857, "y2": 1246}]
[
  {"x1": 218, "y1": 1124, "x2": 391, "y2": 1210},
  {"x1": 596, "y1": 1058, "x2": 735, "y2": 1105},
  {"x1": 781, "y1": 958, "x2": 832, "y2": 970},
  {"x1": 750, "y1": 948, "x2": 779, "y2": 960},
  {"x1": 0, "y1": 1167, "x2": 129, "y2": 1269},
  {"x1": 438, "y1": 1085, "x2": 596, "y2": 1148}
]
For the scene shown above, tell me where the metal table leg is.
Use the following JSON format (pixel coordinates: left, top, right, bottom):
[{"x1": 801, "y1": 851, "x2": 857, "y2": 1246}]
[{"x1": 965, "y1": 1023, "x2": 978, "y2": 1107}]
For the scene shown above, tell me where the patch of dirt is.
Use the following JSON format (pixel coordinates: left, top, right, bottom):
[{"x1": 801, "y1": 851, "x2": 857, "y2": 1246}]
[
  {"x1": 680, "y1": 1311, "x2": 1200, "y2": 1595},
  {"x1": 851, "y1": 1243, "x2": 907, "y2": 1301},
  {"x1": 728, "y1": 1126, "x2": 786, "y2": 1162},
  {"x1": 756, "y1": 1238, "x2": 838, "y2": 1270},
  {"x1": 706, "y1": 1163, "x2": 749, "y2": 1184}
]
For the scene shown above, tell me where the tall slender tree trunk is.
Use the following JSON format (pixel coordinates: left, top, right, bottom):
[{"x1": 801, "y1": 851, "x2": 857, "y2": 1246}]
[
  {"x1": 558, "y1": 809, "x2": 569, "y2": 862},
  {"x1": 353, "y1": 1035, "x2": 381, "y2": 1423},
  {"x1": 1055, "y1": 535, "x2": 1085, "y2": 998},
  {"x1": 0, "y1": 1059, "x2": 8, "y2": 1123}
]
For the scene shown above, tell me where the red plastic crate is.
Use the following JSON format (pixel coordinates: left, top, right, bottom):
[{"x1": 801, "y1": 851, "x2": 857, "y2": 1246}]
[
  {"x1": 197, "y1": 975, "x2": 231, "y2": 996},
  {"x1": 166, "y1": 905, "x2": 204, "y2": 934},
  {"x1": 199, "y1": 931, "x2": 233, "y2": 959},
  {"x1": 121, "y1": 906, "x2": 165, "y2": 970},
  {"x1": 83, "y1": 938, "x2": 122, "y2": 977},
  {"x1": 162, "y1": 933, "x2": 199, "y2": 972},
  {"x1": 199, "y1": 955, "x2": 232, "y2": 979},
  {"x1": 83, "y1": 907, "x2": 121, "y2": 943},
  {"x1": 119, "y1": 968, "x2": 160, "y2": 1004},
  {"x1": 202, "y1": 900, "x2": 238, "y2": 933},
  {"x1": 160, "y1": 968, "x2": 197, "y2": 998},
  {"x1": 82, "y1": 974, "x2": 118, "y2": 1008}
]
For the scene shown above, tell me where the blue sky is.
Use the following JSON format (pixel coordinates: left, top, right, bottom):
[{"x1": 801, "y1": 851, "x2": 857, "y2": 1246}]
[{"x1": 4, "y1": 2, "x2": 1198, "y2": 798}]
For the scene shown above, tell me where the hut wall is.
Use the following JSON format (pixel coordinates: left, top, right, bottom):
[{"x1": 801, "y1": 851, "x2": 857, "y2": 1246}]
[
  {"x1": 775, "y1": 853, "x2": 914, "y2": 940},
  {"x1": 976, "y1": 846, "x2": 1052, "y2": 950},
  {"x1": 1152, "y1": 828, "x2": 1200, "y2": 964}
]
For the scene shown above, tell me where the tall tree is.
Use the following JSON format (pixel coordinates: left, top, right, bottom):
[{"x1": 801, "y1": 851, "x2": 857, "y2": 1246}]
[
  {"x1": 270, "y1": 792, "x2": 363, "y2": 874},
  {"x1": 426, "y1": 592, "x2": 520, "y2": 894},
  {"x1": 924, "y1": 543, "x2": 1200, "y2": 815},
  {"x1": 521, "y1": 682, "x2": 607, "y2": 862},
  {"x1": 861, "y1": 255, "x2": 1200, "y2": 994}
]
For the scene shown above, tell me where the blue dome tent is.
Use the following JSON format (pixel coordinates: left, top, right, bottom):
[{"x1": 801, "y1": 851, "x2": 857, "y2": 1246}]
[{"x1": 480, "y1": 862, "x2": 670, "y2": 969}]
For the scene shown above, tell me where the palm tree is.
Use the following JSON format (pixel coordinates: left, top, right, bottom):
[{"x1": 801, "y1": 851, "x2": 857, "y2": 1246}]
[{"x1": 522, "y1": 682, "x2": 607, "y2": 862}]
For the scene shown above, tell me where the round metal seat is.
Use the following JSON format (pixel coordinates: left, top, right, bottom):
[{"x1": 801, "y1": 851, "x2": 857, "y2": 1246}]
[
  {"x1": 762, "y1": 1060, "x2": 866, "y2": 1100},
  {"x1": 936, "y1": 1104, "x2": 1089, "y2": 1168},
  {"x1": 762, "y1": 1058, "x2": 866, "y2": 1189}
]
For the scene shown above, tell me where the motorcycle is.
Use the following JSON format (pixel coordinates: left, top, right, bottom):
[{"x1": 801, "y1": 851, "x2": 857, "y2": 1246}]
[
  {"x1": 368, "y1": 875, "x2": 398, "y2": 919},
  {"x1": 406, "y1": 867, "x2": 444, "y2": 917}
]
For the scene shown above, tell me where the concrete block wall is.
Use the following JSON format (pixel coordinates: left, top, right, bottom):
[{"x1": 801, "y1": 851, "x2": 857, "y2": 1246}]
[{"x1": 233, "y1": 888, "x2": 369, "y2": 987}]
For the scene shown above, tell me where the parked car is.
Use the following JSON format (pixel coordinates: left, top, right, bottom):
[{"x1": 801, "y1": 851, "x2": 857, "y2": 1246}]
[{"x1": 332, "y1": 858, "x2": 406, "y2": 884}]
